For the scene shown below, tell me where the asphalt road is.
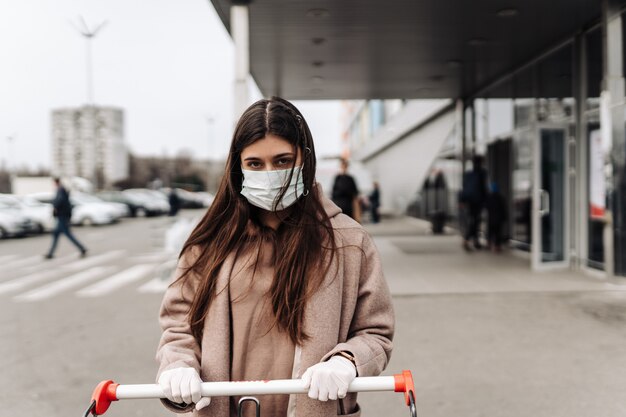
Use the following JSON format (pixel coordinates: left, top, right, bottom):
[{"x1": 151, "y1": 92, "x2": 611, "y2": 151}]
[
  {"x1": 0, "y1": 212, "x2": 193, "y2": 417},
  {"x1": 2, "y1": 214, "x2": 626, "y2": 417}
]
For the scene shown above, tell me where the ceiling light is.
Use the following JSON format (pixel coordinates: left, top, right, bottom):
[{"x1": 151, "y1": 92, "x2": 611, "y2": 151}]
[
  {"x1": 306, "y1": 8, "x2": 329, "y2": 18},
  {"x1": 497, "y1": 8, "x2": 519, "y2": 17}
]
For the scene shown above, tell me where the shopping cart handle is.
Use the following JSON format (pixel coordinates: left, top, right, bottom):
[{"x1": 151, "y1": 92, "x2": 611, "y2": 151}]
[{"x1": 85, "y1": 370, "x2": 415, "y2": 416}]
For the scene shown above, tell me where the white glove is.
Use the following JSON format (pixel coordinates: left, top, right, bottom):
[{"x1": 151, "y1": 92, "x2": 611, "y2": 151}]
[
  {"x1": 158, "y1": 367, "x2": 212, "y2": 410},
  {"x1": 301, "y1": 356, "x2": 357, "y2": 401}
]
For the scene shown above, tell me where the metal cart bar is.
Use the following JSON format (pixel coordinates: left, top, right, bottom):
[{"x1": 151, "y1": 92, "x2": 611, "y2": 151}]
[{"x1": 84, "y1": 370, "x2": 415, "y2": 416}]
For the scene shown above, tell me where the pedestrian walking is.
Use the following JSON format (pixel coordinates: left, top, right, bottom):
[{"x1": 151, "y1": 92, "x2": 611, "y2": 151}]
[
  {"x1": 331, "y1": 159, "x2": 360, "y2": 221},
  {"x1": 369, "y1": 181, "x2": 381, "y2": 223},
  {"x1": 44, "y1": 178, "x2": 87, "y2": 259},
  {"x1": 459, "y1": 155, "x2": 489, "y2": 251},
  {"x1": 155, "y1": 97, "x2": 394, "y2": 417},
  {"x1": 168, "y1": 188, "x2": 181, "y2": 216},
  {"x1": 424, "y1": 169, "x2": 448, "y2": 234},
  {"x1": 486, "y1": 182, "x2": 507, "y2": 252}
]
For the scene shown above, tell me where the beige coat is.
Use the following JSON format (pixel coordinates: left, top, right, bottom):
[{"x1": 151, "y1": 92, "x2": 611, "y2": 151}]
[{"x1": 156, "y1": 194, "x2": 395, "y2": 417}]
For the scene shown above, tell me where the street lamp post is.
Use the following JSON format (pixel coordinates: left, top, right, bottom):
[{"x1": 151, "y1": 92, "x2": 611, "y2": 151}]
[
  {"x1": 70, "y1": 16, "x2": 108, "y2": 189},
  {"x1": 70, "y1": 16, "x2": 108, "y2": 106}
]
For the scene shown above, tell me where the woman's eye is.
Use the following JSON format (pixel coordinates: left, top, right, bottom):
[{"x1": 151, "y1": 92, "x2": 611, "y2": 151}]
[
  {"x1": 276, "y1": 158, "x2": 294, "y2": 166},
  {"x1": 248, "y1": 161, "x2": 262, "y2": 169}
]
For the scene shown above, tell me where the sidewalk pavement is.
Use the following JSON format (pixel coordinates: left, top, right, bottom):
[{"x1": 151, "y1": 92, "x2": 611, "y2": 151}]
[
  {"x1": 358, "y1": 216, "x2": 626, "y2": 417},
  {"x1": 365, "y1": 216, "x2": 626, "y2": 296}
]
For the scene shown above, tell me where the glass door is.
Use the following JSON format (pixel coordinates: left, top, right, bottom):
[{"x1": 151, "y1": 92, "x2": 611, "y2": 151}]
[{"x1": 531, "y1": 126, "x2": 569, "y2": 270}]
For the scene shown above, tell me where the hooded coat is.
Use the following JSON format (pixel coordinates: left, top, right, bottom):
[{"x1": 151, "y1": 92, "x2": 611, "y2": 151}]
[{"x1": 156, "y1": 193, "x2": 395, "y2": 417}]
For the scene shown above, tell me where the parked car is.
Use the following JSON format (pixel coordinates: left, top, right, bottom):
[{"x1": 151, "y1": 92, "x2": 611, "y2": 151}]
[
  {"x1": 160, "y1": 188, "x2": 206, "y2": 209},
  {"x1": 29, "y1": 192, "x2": 119, "y2": 226},
  {"x1": 0, "y1": 199, "x2": 37, "y2": 238},
  {"x1": 73, "y1": 193, "x2": 129, "y2": 220},
  {"x1": 194, "y1": 191, "x2": 215, "y2": 208},
  {"x1": 97, "y1": 190, "x2": 140, "y2": 217},
  {"x1": 122, "y1": 189, "x2": 170, "y2": 216},
  {"x1": 0, "y1": 194, "x2": 55, "y2": 233}
]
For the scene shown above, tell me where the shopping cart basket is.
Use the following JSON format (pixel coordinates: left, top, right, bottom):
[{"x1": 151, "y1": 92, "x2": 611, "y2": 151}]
[{"x1": 82, "y1": 370, "x2": 416, "y2": 417}]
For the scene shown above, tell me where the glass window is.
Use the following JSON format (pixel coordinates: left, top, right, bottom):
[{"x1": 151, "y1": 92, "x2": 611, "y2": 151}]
[
  {"x1": 512, "y1": 128, "x2": 533, "y2": 249},
  {"x1": 585, "y1": 26, "x2": 607, "y2": 270}
]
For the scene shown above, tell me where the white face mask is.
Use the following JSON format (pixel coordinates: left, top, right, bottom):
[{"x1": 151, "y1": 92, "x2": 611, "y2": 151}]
[{"x1": 240, "y1": 166, "x2": 307, "y2": 211}]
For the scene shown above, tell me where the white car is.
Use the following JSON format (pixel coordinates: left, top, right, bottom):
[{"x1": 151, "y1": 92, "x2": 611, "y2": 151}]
[
  {"x1": 122, "y1": 189, "x2": 170, "y2": 216},
  {"x1": 0, "y1": 194, "x2": 55, "y2": 233},
  {"x1": 0, "y1": 200, "x2": 37, "y2": 238},
  {"x1": 29, "y1": 192, "x2": 118, "y2": 226},
  {"x1": 73, "y1": 193, "x2": 130, "y2": 220},
  {"x1": 194, "y1": 192, "x2": 215, "y2": 208}
]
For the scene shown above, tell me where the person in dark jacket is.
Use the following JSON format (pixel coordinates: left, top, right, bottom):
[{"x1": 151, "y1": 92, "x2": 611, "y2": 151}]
[
  {"x1": 168, "y1": 188, "x2": 181, "y2": 216},
  {"x1": 369, "y1": 181, "x2": 381, "y2": 223},
  {"x1": 486, "y1": 182, "x2": 508, "y2": 253},
  {"x1": 44, "y1": 178, "x2": 87, "y2": 259},
  {"x1": 331, "y1": 159, "x2": 359, "y2": 220},
  {"x1": 459, "y1": 155, "x2": 489, "y2": 251}
]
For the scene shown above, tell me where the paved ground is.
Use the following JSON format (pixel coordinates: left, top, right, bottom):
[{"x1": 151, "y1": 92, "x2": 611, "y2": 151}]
[
  {"x1": 1, "y1": 213, "x2": 626, "y2": 417},
  {"x1": 363, "y1": 217, "x2": 626, "y2": 417}
]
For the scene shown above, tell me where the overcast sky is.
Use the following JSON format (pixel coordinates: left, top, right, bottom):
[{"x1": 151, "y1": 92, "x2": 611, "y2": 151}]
[{"x1": 0, "y1": 0, "x2": 343, "y2": 172}]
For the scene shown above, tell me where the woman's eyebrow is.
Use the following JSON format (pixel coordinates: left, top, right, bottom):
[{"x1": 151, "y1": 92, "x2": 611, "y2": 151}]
[
  {"x1": 243, "y1": 152, "x2": 294, "y2": 161},
  {"x1": 272, "y1": 153, "x2": 295, "y2": 159}
]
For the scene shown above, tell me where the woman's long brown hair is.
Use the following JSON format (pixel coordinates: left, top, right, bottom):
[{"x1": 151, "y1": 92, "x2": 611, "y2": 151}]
[{"x1": 175, "y1": 97, "x2": 336, "y2": 345}]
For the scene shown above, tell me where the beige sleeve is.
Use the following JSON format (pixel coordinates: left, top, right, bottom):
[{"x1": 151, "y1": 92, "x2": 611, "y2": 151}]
[
  {"x1": 155, "y1": 250, "x2": 202, "y2": 413},
  {"x1": 322, "y1": 233, "x2": 395, "y2": 377}
]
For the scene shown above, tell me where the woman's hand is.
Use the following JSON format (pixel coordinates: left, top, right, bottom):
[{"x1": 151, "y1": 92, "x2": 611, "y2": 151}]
[
  {"x1": 301, "y1": 356, "x2": 357, "y2": 401},
  {"x1": 158, "y1": 367, "x2": 212, "y2": 410}
]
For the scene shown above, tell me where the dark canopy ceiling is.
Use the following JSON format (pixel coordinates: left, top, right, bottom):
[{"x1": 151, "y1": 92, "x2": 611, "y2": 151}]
[{"x1": 210, "y1": 0, "x2": 607, "y2": 100}]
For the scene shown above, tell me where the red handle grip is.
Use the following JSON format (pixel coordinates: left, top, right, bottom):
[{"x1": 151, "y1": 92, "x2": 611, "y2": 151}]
[
  {"x1": 90, "y1": 380, "x2": 119, "y2": 415},
  {"x1": 393, "y1": 370, "x2": 415, "y2": 406}
]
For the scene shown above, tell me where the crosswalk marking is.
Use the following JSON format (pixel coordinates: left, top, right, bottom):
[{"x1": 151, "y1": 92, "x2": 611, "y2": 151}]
[
  {"x1": 130, "y1": 252, "x2": 174, "y2": 263},
  {"x1": 0, "y1": 270, "x2": 60, "y2": 295},
  {"x1": 0, "y1": 254, "x2": 18, "y2": 264},
  {"x1": 14, "y1": 266, "x2": 116, "y2": 302},
  {"x1": 18, "y1": 254, "x2": 76, "y2": 275},
  {"x1": 137, "y1": 277, "x2": 172, "y2": 293},
  {"x1": 137, "y1": 259, "x2": 177, "y2": 293},
  {"x1": 2, "y1": 255, "x2": 43, "y2": 270},
  {"x1": 76, "y1": 264, "x2": 156, "y2": 297},
  {"x1": 62, "y1": 250, "x2": 125, "y2": 271},
  {"x1": 0, "y1": 250, "x2": 125, "y2": 295}
]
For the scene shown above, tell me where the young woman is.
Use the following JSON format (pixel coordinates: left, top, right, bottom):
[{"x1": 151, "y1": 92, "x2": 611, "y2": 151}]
[{"x1": 156, "y1": 97, "x2": 394, "y2": 417}]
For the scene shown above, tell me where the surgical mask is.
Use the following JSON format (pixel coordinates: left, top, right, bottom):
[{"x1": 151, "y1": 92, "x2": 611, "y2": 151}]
[{"x1": 240, "y1": 166, "x2": 307, "y2": 211}]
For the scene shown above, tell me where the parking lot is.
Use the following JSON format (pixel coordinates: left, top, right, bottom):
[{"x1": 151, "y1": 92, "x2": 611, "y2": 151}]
[{"x1": 0, "y1": 187, "x2": 212, "y2": 239}]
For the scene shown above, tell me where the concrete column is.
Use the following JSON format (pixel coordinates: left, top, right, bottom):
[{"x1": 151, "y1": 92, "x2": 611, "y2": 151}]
[
  {"x1": 469, "y1": 103, "x2": 476, "y2": 158},
  {"x1": 573, "y1": 34, "x2": 588, "y2": 269},
  {"x1": 601, "y1": 0, "x2": 626, "y2": 276},
  {"x1": 232, "y1": 4, "x2": 250, "y2": 123},
  {"x1": 459, "y1": 99, "x2": 467, "y2": 173}
]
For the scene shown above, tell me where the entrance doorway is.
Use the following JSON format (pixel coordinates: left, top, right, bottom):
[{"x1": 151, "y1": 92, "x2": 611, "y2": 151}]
[
  {"x1": 531, "y1": 126, "x2": 568, "y2": 270},
  {"x1": 487, "y1": 139, "x2": 513, "y2": 242}
]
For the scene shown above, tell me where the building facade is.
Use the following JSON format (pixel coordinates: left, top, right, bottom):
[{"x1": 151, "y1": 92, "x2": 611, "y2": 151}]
[
  {"x1": 208, "y1": 0, "x2": 626, "y2": 278},
  {"x1": 344, "y1": 99, "x2": 456, "y2": 215},
  {"x1": 344, "y1": 6, "x2": 626, "y2": 277},
  {"x1": 51, "y1": 106, "x2": 128, "y2": 189}
]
